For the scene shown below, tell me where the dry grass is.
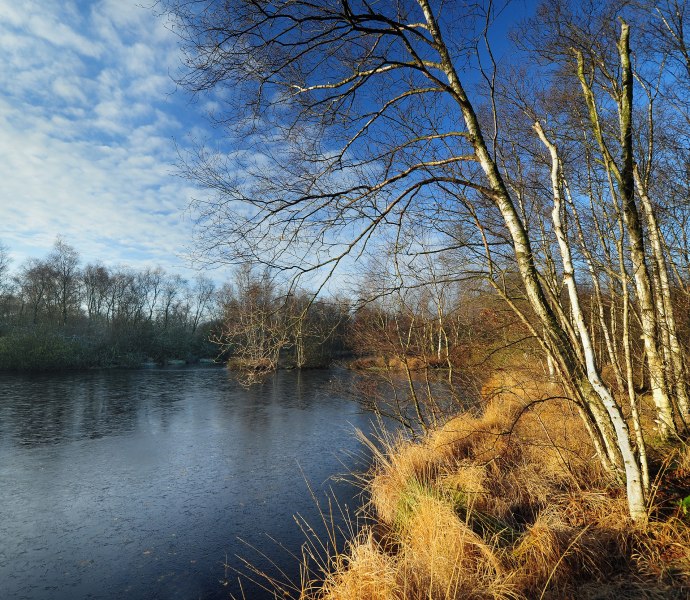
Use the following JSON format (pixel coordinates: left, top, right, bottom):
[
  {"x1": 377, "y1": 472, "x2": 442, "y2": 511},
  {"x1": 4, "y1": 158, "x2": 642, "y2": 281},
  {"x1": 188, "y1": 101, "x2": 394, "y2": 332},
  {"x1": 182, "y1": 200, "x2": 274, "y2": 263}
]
[
  {"x1": 349, "y1": 355, "x2": 442, "y2": 372},
  {"x1": 319, "y1": 530, "x2": 399, "y2": 600},
  {"x1": 396, "y1": 492, "x2": 509, "y2": 599},
  {"x1": 293, "y1": 367, "x2": 690, "y2": 600}
]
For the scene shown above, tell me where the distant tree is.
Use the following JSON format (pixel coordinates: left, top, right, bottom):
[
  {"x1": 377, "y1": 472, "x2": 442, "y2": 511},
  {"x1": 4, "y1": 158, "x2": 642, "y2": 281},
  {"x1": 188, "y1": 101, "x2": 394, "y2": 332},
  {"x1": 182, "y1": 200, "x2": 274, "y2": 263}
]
[
  {"x1": 217, "y1": 265, "x2": 286, "y2": 374},
  {"x1": 139, "y1": 267, "x2": 164, "y2": 322},
  {"x1": 82, "y1": 263, "x2": 110, "y2": 323},
  {"x1": 0, "y1": 239, "x2": 220, "y2": 368},
  {"x1": 160, "y1": 274, "x2": 187, "y2": 330},
  {"x1": 48, "y1": 238, "x2": 81, "y2": 326},
  {"x1": 17, "y1": 259, "x2": 56, "y2": 325},
  {"x1": 0, "y1": 242, "x2": 10, "y2": 292},
  {"x1": 0, "y1": 242, "x2": 13, "y2": 326},
  {"x1": 188, "y1": 274, "x2": 216, "y2": 333},
  {"x1": 285, "y1": 291, "x2": 349, "y2": 368}
]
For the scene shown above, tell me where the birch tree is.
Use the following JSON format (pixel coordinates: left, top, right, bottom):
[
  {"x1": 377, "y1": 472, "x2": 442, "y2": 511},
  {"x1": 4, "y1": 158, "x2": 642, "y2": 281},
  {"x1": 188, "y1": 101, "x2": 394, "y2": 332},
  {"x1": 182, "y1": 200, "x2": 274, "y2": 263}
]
[{"x1": 162, "y1": 0, "x2": 690, "y2": 520}]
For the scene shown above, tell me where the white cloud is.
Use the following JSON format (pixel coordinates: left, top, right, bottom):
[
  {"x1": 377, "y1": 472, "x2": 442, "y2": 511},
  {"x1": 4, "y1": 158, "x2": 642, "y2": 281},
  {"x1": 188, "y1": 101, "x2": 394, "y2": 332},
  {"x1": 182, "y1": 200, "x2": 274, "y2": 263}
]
[
  {"x1": 52, "y1": 77, "x2": 89, "y2": 104},
  {"x1": 27, "y1": 13, "x2": 101, "y2": 57},
  {"x1": 0, "y1": 0, "x2": 216, "y2": 280},
  {"x1": 0, "y1": 1, "x2": 31, "y2": 28}
]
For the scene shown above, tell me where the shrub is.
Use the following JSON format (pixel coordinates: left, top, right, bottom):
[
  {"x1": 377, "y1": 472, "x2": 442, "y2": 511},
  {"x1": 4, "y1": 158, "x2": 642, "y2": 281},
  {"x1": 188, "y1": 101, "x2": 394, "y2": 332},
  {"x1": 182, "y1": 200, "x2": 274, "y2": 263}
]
[{"x1": 0, "y1": 330, "x2": 92, "y2": 371}]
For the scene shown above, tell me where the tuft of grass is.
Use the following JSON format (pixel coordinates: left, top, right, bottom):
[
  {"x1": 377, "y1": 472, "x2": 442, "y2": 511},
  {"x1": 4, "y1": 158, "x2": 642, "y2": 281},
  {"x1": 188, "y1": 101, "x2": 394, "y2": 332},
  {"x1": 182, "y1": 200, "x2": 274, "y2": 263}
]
[
  {"x1": 396, "y1": 492, "x2": 509, "y2": 599},
  {"x1": 319, "y1": 530, "x2": 399, "y2": 600}
]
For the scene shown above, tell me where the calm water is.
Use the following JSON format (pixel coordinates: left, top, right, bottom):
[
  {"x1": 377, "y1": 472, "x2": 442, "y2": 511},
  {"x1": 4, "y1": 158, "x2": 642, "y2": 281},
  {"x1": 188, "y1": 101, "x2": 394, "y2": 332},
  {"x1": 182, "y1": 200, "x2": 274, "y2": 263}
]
[{"x1": 0, "y1": 368, "x2": 378, "y2": 600}]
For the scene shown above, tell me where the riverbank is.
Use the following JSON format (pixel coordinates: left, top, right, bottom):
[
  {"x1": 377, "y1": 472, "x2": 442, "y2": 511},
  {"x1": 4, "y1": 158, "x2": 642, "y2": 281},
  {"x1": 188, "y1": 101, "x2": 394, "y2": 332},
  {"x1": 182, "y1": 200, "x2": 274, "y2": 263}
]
[
  {"x1": 294, "y1": 367, "x2": 690, "y2": 599},
  {"x1": 348, "y1": 355, "x2": 452, "y2": 372}
]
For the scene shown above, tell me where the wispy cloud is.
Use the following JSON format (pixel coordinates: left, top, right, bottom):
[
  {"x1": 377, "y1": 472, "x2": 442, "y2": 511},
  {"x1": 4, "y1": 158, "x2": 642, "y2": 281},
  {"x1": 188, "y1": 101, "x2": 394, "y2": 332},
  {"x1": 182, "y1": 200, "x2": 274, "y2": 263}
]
[{"x1": 0, "y1": 0, "x2": 211, "y2": 278}]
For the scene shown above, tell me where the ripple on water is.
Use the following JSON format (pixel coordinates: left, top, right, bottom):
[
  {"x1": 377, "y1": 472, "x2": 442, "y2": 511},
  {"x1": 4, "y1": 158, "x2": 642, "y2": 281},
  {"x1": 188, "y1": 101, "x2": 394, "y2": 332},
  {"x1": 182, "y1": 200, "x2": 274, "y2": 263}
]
[{"x1": 0, "y1": 368, "x2": 378, "y2": 600}]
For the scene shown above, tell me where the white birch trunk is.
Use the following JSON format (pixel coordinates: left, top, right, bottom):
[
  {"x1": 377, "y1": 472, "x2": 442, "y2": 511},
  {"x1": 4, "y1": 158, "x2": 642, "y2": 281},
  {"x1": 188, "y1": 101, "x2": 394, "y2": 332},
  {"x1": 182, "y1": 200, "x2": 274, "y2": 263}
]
[
  {"x1": 418, "y1": 0, "x2": 647, "y2": 520},
  {"x1": 535, "y1": 121, "x2": 647, "y2": 519},
  {"x1": 634, "y1": 167, "x2": 690, "y2": 422}
]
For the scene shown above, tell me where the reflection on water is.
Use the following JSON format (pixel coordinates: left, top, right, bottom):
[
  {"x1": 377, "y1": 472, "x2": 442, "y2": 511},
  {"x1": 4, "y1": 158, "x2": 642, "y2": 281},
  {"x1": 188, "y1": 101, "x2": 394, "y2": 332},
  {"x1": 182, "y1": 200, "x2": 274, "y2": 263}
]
[{"x1": 0, "y1": 368, "x2": 376, "y2": 600}]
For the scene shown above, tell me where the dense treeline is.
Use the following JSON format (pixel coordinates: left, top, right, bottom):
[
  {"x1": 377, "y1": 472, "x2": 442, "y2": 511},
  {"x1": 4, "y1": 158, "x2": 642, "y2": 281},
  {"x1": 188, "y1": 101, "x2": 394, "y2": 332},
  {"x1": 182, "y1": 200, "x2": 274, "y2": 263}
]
[
  {"x1": 0, "y1": 239, "x2": 219, "y2": 370},
  {"x1": 0, "y1": 237, "x2": 520, "y2": 376},
  {"x1": 0, "y1": 239, "x2": 358, "y2": 372}
]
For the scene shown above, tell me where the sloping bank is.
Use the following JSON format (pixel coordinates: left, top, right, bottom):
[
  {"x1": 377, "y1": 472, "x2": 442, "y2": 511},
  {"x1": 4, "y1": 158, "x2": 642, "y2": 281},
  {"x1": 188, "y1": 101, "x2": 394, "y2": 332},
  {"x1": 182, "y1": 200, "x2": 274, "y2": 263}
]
[{"x1": 294, "y1": 368, "x2": 690, "y2": 599}]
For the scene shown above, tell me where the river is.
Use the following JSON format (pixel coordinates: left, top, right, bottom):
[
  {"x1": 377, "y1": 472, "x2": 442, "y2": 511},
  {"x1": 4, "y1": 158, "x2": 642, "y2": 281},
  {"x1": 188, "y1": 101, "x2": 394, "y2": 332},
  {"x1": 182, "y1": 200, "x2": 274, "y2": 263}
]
[{"x1": 0, "y1": 367, "x2": 380, "y2": 599}]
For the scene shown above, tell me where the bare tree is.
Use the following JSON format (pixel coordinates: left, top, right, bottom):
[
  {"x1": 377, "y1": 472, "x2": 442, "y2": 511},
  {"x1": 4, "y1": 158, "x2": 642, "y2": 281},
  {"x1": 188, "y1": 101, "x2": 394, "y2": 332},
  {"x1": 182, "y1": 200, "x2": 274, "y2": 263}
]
[
  {"x1": 188, "y1": 274, "x2": 216, "y2": 333},
  {"x1": 83, "y1": 263, "x2": 111, "y2": 323},
  {"x1": 216, "y1": 265, "x2": 287, "y2": 376},
  {"x1": 160, "y1": 274, "x2": 186, "y2": 330},
  {"x1": 0, "y1": 242, "x2": 13, "y2": 326},
  {"x1": 163, "y1": 0, "x2": 690, "y2": 520},
  {"x1": 0, "y1": 242, "x2": 10, "y2": 292},
  {"x1": 139, "y1": 267, "x2": 165, "y2": 322},
  {"x1": 17, "y1": 259, "x2": 56, "y2": 325},
  {"x1": 48, "y1": 238, "x2": 81, "y2": 326}
]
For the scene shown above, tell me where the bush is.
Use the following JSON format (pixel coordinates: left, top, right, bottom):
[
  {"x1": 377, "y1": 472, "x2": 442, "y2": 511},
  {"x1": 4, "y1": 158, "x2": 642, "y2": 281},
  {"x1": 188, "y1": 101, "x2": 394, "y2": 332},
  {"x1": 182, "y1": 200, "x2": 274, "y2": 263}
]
[{"x1": 0, "y1": 330, "x2": 92, "y2": 371}]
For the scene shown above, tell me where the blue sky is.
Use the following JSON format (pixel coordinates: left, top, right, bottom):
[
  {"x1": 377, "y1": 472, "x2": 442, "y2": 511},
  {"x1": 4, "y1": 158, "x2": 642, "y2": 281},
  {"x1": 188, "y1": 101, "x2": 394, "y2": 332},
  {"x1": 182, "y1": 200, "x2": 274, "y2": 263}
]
[
  {"x1": 0, "y1": 0, "x2": 213, "y2": 278},
  {"x1": 0, "y1": 0, "x2": 532, "y2": 287}
]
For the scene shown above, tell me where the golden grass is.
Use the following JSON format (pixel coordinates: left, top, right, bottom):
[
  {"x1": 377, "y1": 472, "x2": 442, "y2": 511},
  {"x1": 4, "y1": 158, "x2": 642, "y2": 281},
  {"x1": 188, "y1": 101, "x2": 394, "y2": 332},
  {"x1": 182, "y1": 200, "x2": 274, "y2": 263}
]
[
  {"x1": 397, "y1": 492, "x2": 508, "y2": 599},
  {"x1": 319, "y1": 530, "x2": 399, "y2": 600},
  {"x1": 290, "y1": 366, "x2": 690, "y2": 600},
  {"x1": 348, "y1": 355, "x2": 443, "y2": 372}
]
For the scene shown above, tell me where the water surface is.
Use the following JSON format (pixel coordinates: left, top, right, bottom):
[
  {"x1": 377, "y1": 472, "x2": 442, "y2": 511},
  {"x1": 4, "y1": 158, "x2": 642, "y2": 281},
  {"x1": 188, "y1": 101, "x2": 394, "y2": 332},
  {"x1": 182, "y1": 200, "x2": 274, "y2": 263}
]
[{"x1": 0, "y1": 368, "x2": 376, "y2": 599}]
